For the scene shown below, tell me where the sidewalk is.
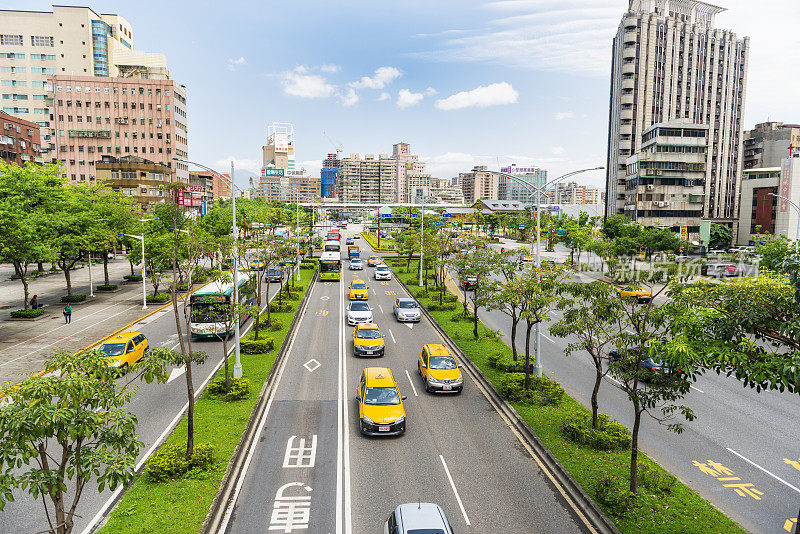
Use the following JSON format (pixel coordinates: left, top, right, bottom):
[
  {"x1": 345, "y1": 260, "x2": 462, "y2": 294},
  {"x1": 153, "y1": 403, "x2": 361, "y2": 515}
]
[{"x1": 0, "y1": 258, "x2": 167, "y2": 386}]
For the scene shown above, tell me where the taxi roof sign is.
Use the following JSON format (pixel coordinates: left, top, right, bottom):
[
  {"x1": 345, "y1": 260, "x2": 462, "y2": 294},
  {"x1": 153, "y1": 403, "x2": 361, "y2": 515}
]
[{"x1": 375, "y1": 373, "x2": 385, "y2": 379}]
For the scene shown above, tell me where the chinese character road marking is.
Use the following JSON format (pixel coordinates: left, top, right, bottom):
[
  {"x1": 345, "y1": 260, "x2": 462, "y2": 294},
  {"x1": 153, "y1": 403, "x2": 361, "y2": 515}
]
[
  {"x1": 784, "y1": 458, "x2": 800, "y2": 472},
  {"x1": 282, "y1": 435, "x2": 318, "y2": 468},
  {"x1": 785, "y1": 517, "x2": 798, "y2": 532},
  {"x1": 269, "y1": 482, "x2": 312, "y2": 532},
  {"x1": 384, "y1": 290, "x2": 396, "y2": 296},
  {"x1": 314, "y1": 310, "x2": 328, "y2": 317},
  {"x1": 380, "y1": 281, "x2": 390, "y2": 286},
  {"x1": 303, "y1": 359, "x2": 321, "y2": 373}
]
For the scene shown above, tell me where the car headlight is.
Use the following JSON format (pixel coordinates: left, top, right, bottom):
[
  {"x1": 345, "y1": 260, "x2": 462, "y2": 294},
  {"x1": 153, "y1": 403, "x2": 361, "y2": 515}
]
[
  {"x1": 361, "y1": 415, "x2": 374, "y2": 424},
  {"x1": 372, "y1": 344, "x2": 385, "y2": 351},
  {"x1": 394, "y1": 416, "x2": 405, "y2": 424},
  {"x1": 427, "y1": 375, "x2": 441, "y2": 383},
  {"x1": 111, "y1": 360, "x2": 122, "y2": 368},
  {"x1": 452, "y1": 375, "x2": 463, "y2": 384}
]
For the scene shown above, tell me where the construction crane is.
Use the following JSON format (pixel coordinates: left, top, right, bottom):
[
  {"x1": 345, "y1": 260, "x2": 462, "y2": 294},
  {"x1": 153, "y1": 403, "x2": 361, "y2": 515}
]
[{"x1": 323, "y1": 131, "x2": 343, "y2": 158}]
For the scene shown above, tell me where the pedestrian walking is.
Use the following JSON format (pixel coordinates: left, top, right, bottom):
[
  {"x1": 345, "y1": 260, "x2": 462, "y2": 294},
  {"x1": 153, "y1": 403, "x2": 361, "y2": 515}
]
[{"x1": 62, "y1": 304, "x2": 72, "y2": 324}]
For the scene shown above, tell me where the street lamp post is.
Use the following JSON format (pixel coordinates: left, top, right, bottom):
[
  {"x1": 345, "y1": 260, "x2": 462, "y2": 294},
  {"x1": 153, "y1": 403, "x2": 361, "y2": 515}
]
[
  {"x1": 493, "y1": 166, "x2": 603, "y2": 378},
  {"x1": 174, "y1": 157, "x2": 245, "y2": 379},
  {"x1": 768, "y1": 192, "x2": 800, "y2": 253}
]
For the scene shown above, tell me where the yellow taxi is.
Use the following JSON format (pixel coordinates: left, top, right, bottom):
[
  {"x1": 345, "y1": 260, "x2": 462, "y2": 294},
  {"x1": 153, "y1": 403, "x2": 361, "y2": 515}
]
[
  {"x1": 249, "y1": 259, "x2": 265, "y2": 270},
  {"x1": 356, "y1": 367, "x2": 406, "y2": 436},
  {"x1": 418, "y1": 344, "x2": 463, "y2": 393},
  {"x1": 97, "y1": 332, "x2": 149, "y2": 369},
  {"x1": 353, "y1": 323, "x2": 385, "y2": 357},
  {"x1": 616, "y1": 285, "x2": 652, "y2": 303},
  {"x1": 367, "y1": 255, "x2": 382, "y2": 267},
  {"x1": 349, "y1": 279, "x2": 369, "y2": 300}
]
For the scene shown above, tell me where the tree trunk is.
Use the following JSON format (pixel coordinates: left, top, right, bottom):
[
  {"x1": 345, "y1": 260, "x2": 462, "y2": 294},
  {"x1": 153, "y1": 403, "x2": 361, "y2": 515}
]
[
  {"x1": 510, "y1": 311, "x2": 518, "y2": 362},
  {"x1": 591, "y1": 361, "x2": 603, "y2": 429},
  {"x1": 254, "y1": 273, "x2": 262, "y2": 340},
  {"x1": 524, "y1": 320, "x2": 533, "y2": 391},
  {"x1": 266, "y1": 276, "x2": 272, "y2": 325},
  {"x1": 37, "y1": 260, "x2": 44, "y2": 272},
  {"x1": 222, "y1": 333, "x2": 230, "y2": 393},
  {"x1": 62, "y1": 263, "x2": 73, "y2": 296},
  {"x1": 185, "y1": 361, "x2": 195, "y2": 460},
  {"x1": 629, "y1": 401, "x2": 642, "y2": 493},
  {"x1": 14, "y1": 261, "x2": 30, "y2": 309},
  {"x1": 472, "y1": 288, "x2": 479, "y2": 338},
  {"x1": 129, "y1": 259, "x2": 135, "y2": 276},
  {"x1": 102, "y1": 254, "x2": 110, "y2": 286}
]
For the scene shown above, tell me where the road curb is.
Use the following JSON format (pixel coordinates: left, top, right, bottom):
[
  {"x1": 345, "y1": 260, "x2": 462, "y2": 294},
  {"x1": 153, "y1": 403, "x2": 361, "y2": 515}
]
[
  {"x1": 391, "y1": 265, "x2": 621, "y2": 534},
  {"x1": 200, "y1": 269, "x2": 318, "y2": 534}
]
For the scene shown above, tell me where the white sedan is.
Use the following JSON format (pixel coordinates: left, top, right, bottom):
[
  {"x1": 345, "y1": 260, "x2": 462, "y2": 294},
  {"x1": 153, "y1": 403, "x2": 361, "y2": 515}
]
[
  {"x1": 374, "y1": 264, "x2": 392, "y2": 280},
  {"x1": 346, "y1": 301, "x2": 374, "y2": 326}
]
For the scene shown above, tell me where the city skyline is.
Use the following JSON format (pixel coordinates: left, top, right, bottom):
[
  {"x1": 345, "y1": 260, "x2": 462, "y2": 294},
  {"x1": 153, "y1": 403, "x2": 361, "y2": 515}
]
[{"x1": 6, "y1": 0, "x2": 799, "y2": 191}]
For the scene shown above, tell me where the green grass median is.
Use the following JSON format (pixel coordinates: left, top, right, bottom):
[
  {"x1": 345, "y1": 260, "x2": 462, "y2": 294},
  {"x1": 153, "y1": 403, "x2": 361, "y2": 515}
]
[
  {"x1": 361, "y1": 231, "x2": 395, "y2": 252},
  {"x1": 388, "y1": 259, "x2": 744, "y2": 534},
  {"x1": 99, "y1": 270, "x2": 314, "y2": 534}
]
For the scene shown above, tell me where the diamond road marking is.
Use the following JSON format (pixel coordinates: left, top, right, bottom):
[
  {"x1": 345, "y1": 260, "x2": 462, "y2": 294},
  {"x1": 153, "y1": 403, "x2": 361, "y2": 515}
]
[
  {"x1": 303, "y1": 359, "x2": 321, "y2": 373},
  {"x1": 320, "y1": 296, "x2": 330, "y2": 301}
]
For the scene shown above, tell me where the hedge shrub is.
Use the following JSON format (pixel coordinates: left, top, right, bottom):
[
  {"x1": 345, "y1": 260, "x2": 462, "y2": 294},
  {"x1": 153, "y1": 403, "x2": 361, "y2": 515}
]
[
  {"x1": 269, "y1": 302, "x2": 293, "y2": 313},
  {"x1": 176, "y1": 283, "x2": 189, "y2": 291},
  {"x1": 60, "y1": 294, "x2": 87, "y2": 303},
  {"x1": 146, "y1": 442, "x2": 215, "y2": 482},
  {"x1": 206, "y1": 376, "x2": 251, "y2": 401},
  {"x1": 240, "y1": 337, "x2": 274, "y2": 354},
  {"x1": 267, "y1": 316, "x2": 284, "y2": 331},
  {"x1": 300, "y1": 262, "x2": 316, "y2": 270},
  {"x1": 428, "y1": 302, "x2": 457, "y2": 312},
  {"x1": 146, "y1": 293, "x2": 170, "y2": 303},
  {"x1": 562, "y1": 411, "x2": 631, "y2": 451},
  {"x1": 97, "y1": 284, "x2": 118, "y2": 291},
  {"x1": 124, "y1": 274, "x2": 143, "y2": 282},
  {"x1": 594, "y1": 475, "x2": 638, "y2": 517},
  {"x1": 498, "y1": 373, "x2": 564, "y2": 405},
  {"x1": 405, "y1": 277, "x2": 418, "y2": 287},
  {"x1": 10, "y1": 308, "x2": 45, "y2": 318}
]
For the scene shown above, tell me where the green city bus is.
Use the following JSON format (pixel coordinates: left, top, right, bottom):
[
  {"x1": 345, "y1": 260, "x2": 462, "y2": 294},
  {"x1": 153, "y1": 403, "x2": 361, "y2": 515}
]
[{"x1": 319, "y1": 251, "x2": 342, "y2": 281}]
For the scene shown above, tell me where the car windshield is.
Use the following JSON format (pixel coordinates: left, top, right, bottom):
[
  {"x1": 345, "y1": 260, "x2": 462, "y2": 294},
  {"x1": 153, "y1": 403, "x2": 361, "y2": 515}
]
[
  {"x1": 356, "y1": 328, "x2": 382, "y2": 339},
  {"x1": 364, "y1": 386, "x2": 400, "y2": 405},
  {"x1": 352, "y1": 283, "x2": 367, "y2": 289},
  {"x1": 398, "y1": 300, "x2": 417, "y2": 309},
  {"x1": 268, "y1": 269, "x2": 279, "y2": 275},
  {"x1": 350, "y1": 302, "x2": 370, "y2": 312},
  {"x1": 351, "y1": 259, "x2": 362, "y2": 264},
  {"x1": 99, "y1": 342, "x2": 126, "y2": 356},
  {"x1": 429, "y1": 356, "x2": 457, "y2": 370},
  {"x1": 376, "y1": 266, "x2": 388, "y2": 271}
]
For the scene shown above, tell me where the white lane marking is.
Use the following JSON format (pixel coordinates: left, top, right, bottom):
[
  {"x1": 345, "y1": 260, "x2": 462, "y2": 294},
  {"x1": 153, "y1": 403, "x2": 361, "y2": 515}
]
[
  {"x1": 337, "y1": 265, "x2": 353, "y2": 534},
  {"x1": 690, "y1": 384, "x2": 704, "y2": 393},
  {"x1": 439, "y1": 455, "x2": 471, "y2": 526},
  {"x1": 283, "y1": 435, "x2": 318, "y2": 468},
  {"x1": 217, "y1": 273, "x2": 313, "y2": 533},
  {"x1": 405, "y1": 369, "x2": 419, "y2": 397},
  {"x1": 388, "y1": 329, "x2": 396, "y2": 344},
  {"x1": 540, "y1": 333, "x2": 555, "y2": 344},
  {"x1": 304, "y1": 359, "x2": 321, "y2": 373},
  {"x1": 166, "y1": 365, "x2": 185, "y2": 384},
  {"x1": 378, "y1": 304, "x2": 384, "y2": 314},
  {"x1": 726, "y1": 448, "x2": 800, "y2": 495},
  {"x1": 321, "y1": 295, "x2": 330, "y2": 301},
  {"x1": 336, "y1": 279, "x2": 344, "y2": 534}
]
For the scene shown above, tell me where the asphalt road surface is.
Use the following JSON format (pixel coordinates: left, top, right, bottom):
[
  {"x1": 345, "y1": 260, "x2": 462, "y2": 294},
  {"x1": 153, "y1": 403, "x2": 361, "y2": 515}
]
[
  {"x1": 222, "y1": 225, "x2": 593, "y2": 534},
  {"x1": 470, "y1": 248, "x2": 800, "y2": 534}
]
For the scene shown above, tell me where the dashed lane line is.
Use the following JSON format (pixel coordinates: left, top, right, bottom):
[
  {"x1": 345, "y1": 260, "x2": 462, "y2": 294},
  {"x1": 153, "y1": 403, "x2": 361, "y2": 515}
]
[
  {"x1": 439, "y1": 455, "x2": 471, "y2": 526},
  {"x1": 405, "y1": 369, "x2": 418, "y2": 397}
]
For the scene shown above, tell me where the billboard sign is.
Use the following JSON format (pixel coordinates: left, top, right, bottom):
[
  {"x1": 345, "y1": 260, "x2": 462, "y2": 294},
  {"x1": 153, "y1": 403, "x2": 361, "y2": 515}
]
[
  {"x1": 262, "y1": 167, "x2": 285, "y2": 177},
  {"x1": 680, "y1": 226, "x2": 688, "y2": 241},
  {"x1": 780, "y1": 159, "x2": 792, "y2": 213}
]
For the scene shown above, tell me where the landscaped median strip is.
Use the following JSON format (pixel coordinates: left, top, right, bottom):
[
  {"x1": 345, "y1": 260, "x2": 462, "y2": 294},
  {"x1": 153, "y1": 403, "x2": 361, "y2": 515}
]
[
  {"x1": 360, "y1": 232, "x2": 395, "y2": 252},
  {"x1": 95, "y1": 267, "x2": 316, "y2": 534},
  {"x1": 385, "y1": 258, "x2": 746, "y2": 534}
]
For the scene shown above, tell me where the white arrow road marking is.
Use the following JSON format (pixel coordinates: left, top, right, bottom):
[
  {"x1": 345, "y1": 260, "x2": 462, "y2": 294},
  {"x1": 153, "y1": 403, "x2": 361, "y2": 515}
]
[
  {"x1": 167, "y1": 365, "x2": 185, "y2": 384},
  {"x1": 304, "y1": 359, "x2": 321, "y2": 372},
  {"x1": 405, "y1": 323, "x2": 413, "y2": 330}
]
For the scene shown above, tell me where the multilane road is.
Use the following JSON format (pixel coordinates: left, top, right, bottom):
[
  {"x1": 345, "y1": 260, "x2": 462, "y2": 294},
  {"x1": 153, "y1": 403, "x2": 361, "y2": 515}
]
[
  {"x1": 222, "y1": 226, "x2": 593, "y2": 533},
  {"x1": 474, "y1": 245, "x2": 800, "y2": 534}
]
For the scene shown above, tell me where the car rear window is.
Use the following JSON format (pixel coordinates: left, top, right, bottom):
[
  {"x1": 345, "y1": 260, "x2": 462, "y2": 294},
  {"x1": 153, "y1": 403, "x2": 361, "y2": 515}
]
[{"x1": 350, "y1": 302, "x2": 369, "y2": 311}]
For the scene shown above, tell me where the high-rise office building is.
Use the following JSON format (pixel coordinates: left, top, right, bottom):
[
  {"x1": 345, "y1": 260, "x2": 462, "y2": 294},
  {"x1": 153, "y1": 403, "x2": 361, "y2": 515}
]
[
  {"x1": 0, "y1": 5, "x2": 173, "y2": 163},
  {"x1": 499, "y1": 164, "x2": 547, "y2": 202},
  {"x1": 605, "y1": 0, "x2": 749, "y2": 228},
  {"x1": 392, "y1": 142, "x2": 426, "y2": 202},
  {"x1": 257, "y1": 122, "x2": 298, "y2": 200},
  {"x1": 743, "y1": 122, "x2": 800, "y2": 170},
  {"x1": 339, "y1": 153, "x2": 396, "y2": 203}
]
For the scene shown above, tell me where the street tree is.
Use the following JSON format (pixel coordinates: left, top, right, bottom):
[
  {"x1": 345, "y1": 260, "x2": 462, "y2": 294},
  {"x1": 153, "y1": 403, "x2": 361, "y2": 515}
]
[
  {"x1": 460, "y1": 244, "x2": 498, "y2": 338},
  {"x1": 0, "y1": 348, "x2": 172, "y2": 534},
  {"x1": 551, "y1": 281, "x2": 624, "y2": 429},
  {"x1": 485, "y1": 250, "x2": 526, "y2": 361},
  {"x1": 87, "y1": 186, "x2": 139, "y2": 286},
  {"x1": 0, "y1": 162, "x2": 61, "y2": 308},
  {"x1": 46, "y1": 184, "x2": 94, "y2": 296}
]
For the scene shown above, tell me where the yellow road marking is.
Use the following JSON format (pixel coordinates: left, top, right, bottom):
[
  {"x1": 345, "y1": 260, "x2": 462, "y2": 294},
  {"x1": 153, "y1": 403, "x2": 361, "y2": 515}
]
[
  {"x1": 315, "y1": 310, "x2": 329, "y2": 317},
  {"x1": 384, "y1": 290, "x2": 396, "y2": 296}
]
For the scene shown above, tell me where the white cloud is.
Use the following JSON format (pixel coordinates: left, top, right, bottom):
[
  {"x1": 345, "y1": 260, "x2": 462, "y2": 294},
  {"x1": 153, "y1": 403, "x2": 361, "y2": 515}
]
[
  {"x1": 349, "y1": 66, "x2": 402, "y2": 89},
  {"x1": 435, "y1": 82, "x2": 518, "y2": 111},
  {"x1": 226, "y1": 57, "x2": 246, "y2": 71},
  {"x1": 397, "y1": 89, "x2": 425, "y2": 108},
  {"x1": 555, "y1": 111, "x2": 574, "y2": 120},
  {"x1": 281, "y1": 66, "x2": 336, "y2": 98},
  {"x1": 213, "y1": 156, "x2": 262, "y2": 179},
  {"x1": 320, "y1": 64, "x2": 341, "y2": 73},
  {"x1": 298, "y1": 159, "x2": 323, "y2": 177},
  {"x1": 422, "y1": 152, "x2": 568, "y2": 179},
  {"x1": 340, "y1": 88, "x2": 360, "y2": 107},
  {"x1": 378, "y1": 92, "x2": 391, "y2": 101},
  {"x1": 551, "y1": 146, "x2": 566, "y2": 155},
  {"x1": 424, "y1": 87, "x2": 438, "y2": 96}
]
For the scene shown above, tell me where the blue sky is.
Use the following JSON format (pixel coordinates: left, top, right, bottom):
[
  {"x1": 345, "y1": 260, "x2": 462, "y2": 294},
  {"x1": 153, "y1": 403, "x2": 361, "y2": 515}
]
[{"x1": 9, "y1": 1, "x2": 800, "y2": 190}]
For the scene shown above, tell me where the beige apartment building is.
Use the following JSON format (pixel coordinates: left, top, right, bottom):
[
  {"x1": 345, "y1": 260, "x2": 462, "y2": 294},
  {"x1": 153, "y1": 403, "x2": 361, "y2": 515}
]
[
  {"x1": 606, "y1": 0, "x2": 749, "y2": 227},
  {"x1": 743, "y1": 122, "x2": 800, "y2": 170},
  {"x1": 0, "y1": 5, "x2": 172, "y2": 161},
  {"x1": 49, "y1": 75, "x2": 188, "y2": 182},
  {"x1": 459, "y1": 165, "x2": 500, "y2": 204},
  {"x1": 339, "y1": 153, "x2": 396, "y2": 203},
  {"x1": 553, "y1": 182, "x2": 603, "y2": 205},
  {"x1": 392, "y1": 142, "x2": 426, "y2": 202}
]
